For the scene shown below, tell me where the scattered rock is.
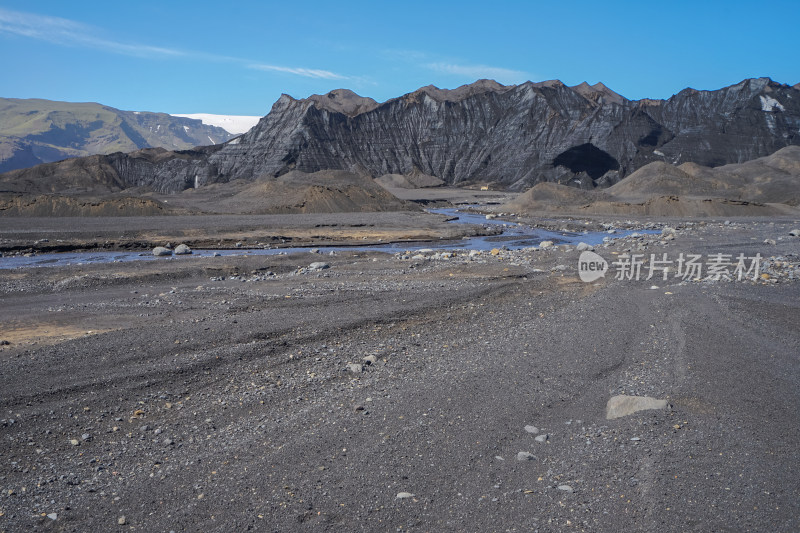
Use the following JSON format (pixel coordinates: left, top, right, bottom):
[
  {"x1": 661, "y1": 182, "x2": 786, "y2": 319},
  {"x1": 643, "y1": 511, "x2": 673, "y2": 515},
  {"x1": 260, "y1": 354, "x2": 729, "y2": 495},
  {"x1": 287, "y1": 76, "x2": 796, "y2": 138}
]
[
  {"x1": 516, "y1": 451, "x2": 536, "y2": 461},
  {"x1": 174, "y1": 244, "x2": 192, "y2": 255},
  {"x1": 576, "y1": 242, "x2": 593, "y2": 252},
  {"x1": 152, "y1": 246, "x2": 172, "y2": 256},
  {"x1": 539, "y1": 241, "x2": 554, "y2": 249},
  {"x1": 396, "y1": 492, "x2": 414, "y2": 499},
  {"x1": 362, "y1": 355, "x2": 377, "y2": 365},
  {"x1": 69, "y1": 439, "x2": 80, "y2": 446},
  {"x1": 524, "y1": 425, "x2": 539, "y2": 434},
  {"x1": 308, "y1": 262, "x2": 330, "y2": 270},
  {"x1": 347, "y1": 363, "x2": 363, "y2": 373},
  {"x1": 47, "y1": 513, "x2": 58, "y2": 520},
  {"x1": 606, "y1": 394, "x2": 668, "y2": 419},
  {"x1": 557, "y1": 485, "x2": 574, "y2": 493},
  {"x1": 790, "y1": 229, "x2": 800, "y2": 237},
  {"x1": 534, "y1": 434, "x2": 549, "y2": 443},
  {"x1": 118, "y1": 516, "x2": 126, "y2": 525},
  {"x1": 764, "y1": 239, "x2": 777, "y2": 245},
  {"x1": 490, "y1": 248, "x2": 501, "y2": 256}
]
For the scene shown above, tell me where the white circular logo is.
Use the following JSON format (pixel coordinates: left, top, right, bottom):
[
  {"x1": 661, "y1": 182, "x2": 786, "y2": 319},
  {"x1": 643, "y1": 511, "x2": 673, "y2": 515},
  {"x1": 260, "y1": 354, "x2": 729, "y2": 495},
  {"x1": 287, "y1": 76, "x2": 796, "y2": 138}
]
[{"x1": 578, "y1": 251, "x2": 608, "y2": 282}]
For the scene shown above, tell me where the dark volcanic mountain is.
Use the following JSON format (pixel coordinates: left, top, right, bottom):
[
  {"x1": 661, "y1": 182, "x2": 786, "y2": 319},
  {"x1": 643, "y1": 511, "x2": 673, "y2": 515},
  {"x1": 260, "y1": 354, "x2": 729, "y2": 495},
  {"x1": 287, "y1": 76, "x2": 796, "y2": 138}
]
[
  {"x1": 2, "y1": 78, "x2": 799, "y2": 193},
  {"x1": 0, "y1": 98, "x2": 236, "y2": 173}
]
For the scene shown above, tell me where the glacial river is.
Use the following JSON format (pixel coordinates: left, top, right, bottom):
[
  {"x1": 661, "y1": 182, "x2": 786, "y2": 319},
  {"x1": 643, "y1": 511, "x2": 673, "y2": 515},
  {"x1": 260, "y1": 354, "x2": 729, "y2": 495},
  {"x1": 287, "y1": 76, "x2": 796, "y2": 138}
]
[{"x1": 0, "y1": 208, "x2": 650, "y2": 269}]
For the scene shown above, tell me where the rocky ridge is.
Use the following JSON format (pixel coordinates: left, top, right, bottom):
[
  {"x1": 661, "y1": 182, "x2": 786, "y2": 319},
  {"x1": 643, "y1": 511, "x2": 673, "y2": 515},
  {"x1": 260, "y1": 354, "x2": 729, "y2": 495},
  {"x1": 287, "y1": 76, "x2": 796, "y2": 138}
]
[{"x1": 2, "y1": 78, "x2": 799, "y2": 195}]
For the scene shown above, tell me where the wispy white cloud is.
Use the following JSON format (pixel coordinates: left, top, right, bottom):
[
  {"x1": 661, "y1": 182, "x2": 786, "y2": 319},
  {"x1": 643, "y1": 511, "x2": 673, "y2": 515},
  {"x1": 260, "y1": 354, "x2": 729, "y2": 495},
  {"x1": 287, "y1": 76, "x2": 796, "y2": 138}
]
[
  {"x1": 0, "y1": 8, "x2": 348, "y2": 80},
  {"x1": 426, "y1": 62, "x2": 528, "y2": 83},
  {"x1": 0, "y1": 8, "x2": 184, "y2": 58},
  {"x1": 247, "y1": 64, "x2": 348, "y2": 80}
]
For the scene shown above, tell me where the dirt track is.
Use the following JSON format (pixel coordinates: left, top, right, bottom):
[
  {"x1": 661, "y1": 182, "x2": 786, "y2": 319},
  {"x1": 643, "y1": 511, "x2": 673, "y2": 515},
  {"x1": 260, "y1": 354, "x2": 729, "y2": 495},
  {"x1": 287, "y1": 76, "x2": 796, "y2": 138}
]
[{"x1": 0, "y1": 217, "x2": 799, "y2": 532}]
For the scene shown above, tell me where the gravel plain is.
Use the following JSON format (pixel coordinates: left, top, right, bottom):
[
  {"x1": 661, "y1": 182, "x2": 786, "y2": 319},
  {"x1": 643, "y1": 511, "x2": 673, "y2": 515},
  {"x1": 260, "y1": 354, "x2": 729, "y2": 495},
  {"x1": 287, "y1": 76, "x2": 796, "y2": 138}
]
[{"x1": 0, "y1": 214, "x2": 799, "y2": 532}]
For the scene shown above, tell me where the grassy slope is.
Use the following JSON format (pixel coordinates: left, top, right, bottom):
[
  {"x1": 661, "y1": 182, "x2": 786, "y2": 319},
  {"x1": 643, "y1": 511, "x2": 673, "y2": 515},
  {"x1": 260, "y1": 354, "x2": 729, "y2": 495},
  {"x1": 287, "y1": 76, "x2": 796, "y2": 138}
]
[{"x1": 0, "y1": 98, "x2": 235, "y2": 172}]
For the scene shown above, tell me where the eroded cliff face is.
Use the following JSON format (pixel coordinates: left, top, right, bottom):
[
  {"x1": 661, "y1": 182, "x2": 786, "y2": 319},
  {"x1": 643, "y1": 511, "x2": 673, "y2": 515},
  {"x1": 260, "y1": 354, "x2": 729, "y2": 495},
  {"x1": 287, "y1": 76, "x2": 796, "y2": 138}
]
[
  {"x1": 200, "y1": 77, "x2": 800, "y2": 191},
  {"x1": 4, "y1": 78, "x2": 799, "y2": 193}
]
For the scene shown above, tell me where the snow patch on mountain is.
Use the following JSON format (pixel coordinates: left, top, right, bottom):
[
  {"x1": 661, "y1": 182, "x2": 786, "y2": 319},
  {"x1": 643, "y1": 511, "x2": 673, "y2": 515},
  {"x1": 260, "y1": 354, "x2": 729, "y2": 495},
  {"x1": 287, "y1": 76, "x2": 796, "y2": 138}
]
[
  {"x1": 760, "y1": 95, "x2": 785, "y2": 112},
  {"x1": 172, "y1": 113, "x2": 261, "y2": 134}
]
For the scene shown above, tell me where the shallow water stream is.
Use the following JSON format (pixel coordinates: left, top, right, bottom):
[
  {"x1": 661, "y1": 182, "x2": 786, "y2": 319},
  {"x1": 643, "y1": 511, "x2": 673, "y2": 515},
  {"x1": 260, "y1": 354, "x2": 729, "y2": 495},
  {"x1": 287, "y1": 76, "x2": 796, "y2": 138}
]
[{"x1": 0, "y1": 208, "x2": 650, "y2": 269}]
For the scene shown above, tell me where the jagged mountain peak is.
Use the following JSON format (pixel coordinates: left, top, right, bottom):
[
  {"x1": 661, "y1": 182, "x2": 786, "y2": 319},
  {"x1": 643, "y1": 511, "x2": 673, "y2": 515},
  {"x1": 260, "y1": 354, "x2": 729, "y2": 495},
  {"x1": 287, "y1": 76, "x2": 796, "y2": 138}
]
[
  {"x1": 526, "y1": 79, "x2": 566, "y2": 89},
  {"x1": 406, "y1": 79, "x2": 514, "y2": 102},
  {"x1": 307, "y1": 89, "x2": 379, "y2": 117},
  {"x1": 570, "y1": 81, "x2": 627, "y2": 105}
]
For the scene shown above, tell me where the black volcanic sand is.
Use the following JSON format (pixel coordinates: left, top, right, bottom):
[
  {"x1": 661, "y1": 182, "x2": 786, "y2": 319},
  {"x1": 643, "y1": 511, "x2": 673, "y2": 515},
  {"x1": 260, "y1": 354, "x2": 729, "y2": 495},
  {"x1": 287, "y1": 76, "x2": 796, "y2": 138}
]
[
  {"x1": 0, "y1": 211, "x2": 499, "y2": 254},
  {"x1": 0, "y1": 217, "x2": 799, "y2": 532}
]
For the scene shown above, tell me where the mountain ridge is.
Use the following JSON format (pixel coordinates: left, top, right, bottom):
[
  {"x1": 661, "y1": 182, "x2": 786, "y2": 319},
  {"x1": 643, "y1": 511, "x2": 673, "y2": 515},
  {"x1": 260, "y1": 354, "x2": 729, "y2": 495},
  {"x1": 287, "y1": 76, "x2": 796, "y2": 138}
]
[
  {"x1": 2, "y1": 77, "x2": 799, "y2": 194},
  {"x1": 0, "y1": 98, "x2": 237, "y2": 173}
]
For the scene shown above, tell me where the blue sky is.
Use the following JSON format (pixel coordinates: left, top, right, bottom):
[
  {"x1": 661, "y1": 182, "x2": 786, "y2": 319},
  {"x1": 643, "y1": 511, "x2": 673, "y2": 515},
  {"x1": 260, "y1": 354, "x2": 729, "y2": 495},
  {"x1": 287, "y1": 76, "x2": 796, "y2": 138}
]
[{"x1": 1, "y1": 1, "x2": 798, "y2": 116}]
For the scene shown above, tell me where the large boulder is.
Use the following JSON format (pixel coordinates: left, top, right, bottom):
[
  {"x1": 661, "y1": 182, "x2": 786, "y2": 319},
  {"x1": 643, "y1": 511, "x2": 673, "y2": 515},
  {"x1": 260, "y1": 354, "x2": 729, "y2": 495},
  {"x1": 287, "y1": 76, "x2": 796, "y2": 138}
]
[{"x1": 152, "y1": 246, "x2": 172, "y2": 256}]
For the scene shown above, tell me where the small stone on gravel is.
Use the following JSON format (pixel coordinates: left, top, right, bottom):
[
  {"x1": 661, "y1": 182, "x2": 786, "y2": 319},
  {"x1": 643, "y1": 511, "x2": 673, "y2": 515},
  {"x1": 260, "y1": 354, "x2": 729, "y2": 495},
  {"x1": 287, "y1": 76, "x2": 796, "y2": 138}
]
[
  {"x1": 606, "y1": 395, "x2": 668, "y2": 419},
  {"x1": 516, "y1": 451, "x2": 536, "y2": 461}
]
